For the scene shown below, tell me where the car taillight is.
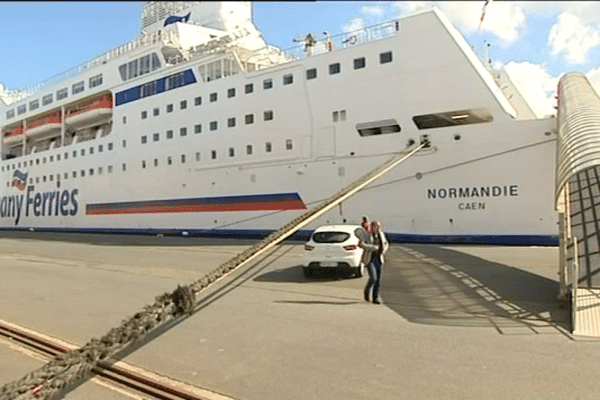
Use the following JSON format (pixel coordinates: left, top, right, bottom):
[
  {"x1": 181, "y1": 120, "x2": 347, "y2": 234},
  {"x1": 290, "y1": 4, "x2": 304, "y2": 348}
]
[
  {"x1": 343, "y1": 245, "x2": 358, "y2": 251},
  {"x1": 305, "y1": 245, "x2": 315, "y2": 251}
]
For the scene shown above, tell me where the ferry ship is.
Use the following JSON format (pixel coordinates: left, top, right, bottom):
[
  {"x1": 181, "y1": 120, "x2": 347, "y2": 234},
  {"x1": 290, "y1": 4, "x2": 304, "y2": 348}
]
[{"x1": 0, "y1": 2, "x2": 559, "y2": 245}]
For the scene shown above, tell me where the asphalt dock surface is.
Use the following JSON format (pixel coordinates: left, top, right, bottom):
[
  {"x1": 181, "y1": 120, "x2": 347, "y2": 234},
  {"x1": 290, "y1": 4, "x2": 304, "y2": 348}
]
[{"x1": 0, "y1": 232, "x2": 597, "y2": 400}]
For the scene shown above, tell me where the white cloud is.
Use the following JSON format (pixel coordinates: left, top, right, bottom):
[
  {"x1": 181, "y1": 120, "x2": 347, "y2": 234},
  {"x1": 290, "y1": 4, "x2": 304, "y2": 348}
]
[
  {"x1": 549, "y1": 12, "x2": 600, "y2": 64},
  {"x1": 361, "y1": 4, "x2": 385, "y2": 18},
  {"x1": 342, "y1": 18, "x2": 365, "y2": 34},
  {"x1": 503, "y1": 61, "x2": 559, "y2": 118}
]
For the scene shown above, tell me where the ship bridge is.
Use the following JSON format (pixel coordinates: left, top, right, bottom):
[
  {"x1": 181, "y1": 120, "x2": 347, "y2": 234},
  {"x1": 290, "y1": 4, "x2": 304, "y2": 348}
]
[{"x1": 555, "y1": 72, "x2": 600, "y2": 337}]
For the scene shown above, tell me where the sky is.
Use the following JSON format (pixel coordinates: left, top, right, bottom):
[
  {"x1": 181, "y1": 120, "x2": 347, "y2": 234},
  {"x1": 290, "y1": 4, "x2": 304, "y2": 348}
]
[{"x1": 0, "y1": 1, "x2": 599, "y2": 118}]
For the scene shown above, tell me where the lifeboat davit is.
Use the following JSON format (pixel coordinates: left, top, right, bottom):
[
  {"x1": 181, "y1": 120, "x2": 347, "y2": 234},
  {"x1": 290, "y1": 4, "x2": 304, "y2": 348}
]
[
  {"x1": 26, "y1": 111, "x2": 62, "y2": 138},
  {"x1": 2, "y1": 126, "x2": 24, "y2": 145},
  {"x1": 65, "y1": 93, "x2": 112, "y2": 130}
]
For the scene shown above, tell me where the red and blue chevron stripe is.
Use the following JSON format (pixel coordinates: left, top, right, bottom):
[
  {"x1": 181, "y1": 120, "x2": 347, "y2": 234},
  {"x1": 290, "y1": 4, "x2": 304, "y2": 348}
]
[{"x1": 86, "y1": 192, "x2": 306, "y2": 215}]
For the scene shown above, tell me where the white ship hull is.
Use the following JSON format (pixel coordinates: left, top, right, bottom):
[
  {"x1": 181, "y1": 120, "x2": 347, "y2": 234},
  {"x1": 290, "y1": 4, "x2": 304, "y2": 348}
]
[{"x1": 0, "y1": 5, "x2": 559, "y2": 245}]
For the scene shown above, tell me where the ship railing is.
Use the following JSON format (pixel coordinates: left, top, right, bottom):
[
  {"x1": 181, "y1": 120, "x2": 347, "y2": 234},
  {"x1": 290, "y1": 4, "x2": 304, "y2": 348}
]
[
  {"x1": 245, "y1": 19, "x2": 400, "y2": 70},
  {"x1": 19, "y1": 30, "x2": 178, "y2": 99}
]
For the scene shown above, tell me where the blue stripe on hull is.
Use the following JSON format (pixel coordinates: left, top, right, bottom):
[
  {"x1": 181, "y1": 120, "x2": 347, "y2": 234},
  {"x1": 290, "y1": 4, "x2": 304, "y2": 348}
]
[{"x1": 0, "y1": 227, "x2": 559, "y2": 246}]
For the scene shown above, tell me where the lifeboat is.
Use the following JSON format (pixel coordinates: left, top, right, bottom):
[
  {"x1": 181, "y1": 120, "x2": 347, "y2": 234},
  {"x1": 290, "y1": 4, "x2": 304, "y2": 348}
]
[
  {"x1": 2, "y1": 126, "x2": 24, "y2": 145},
  {"x1": 65, "y1": 93, "x2": 112, "y2": 130},
  {"x1": 26, "y1": 111, "x2": 62, "y2": 138}
]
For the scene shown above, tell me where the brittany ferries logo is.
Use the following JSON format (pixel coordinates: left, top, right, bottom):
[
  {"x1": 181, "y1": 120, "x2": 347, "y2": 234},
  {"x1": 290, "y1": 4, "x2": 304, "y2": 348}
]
[
  {"x1": 1, "y1": 170, "x2": 79, "y2": 225},
  {"x1": 11, "y1": 170, "x2": 28, "y2": 191}
]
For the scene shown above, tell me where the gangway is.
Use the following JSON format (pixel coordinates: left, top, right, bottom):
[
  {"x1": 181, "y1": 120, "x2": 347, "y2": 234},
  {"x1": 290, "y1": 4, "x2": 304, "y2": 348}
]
[
  {"x1": 556, "y1": 72, "x2": 600, "y2": 337},
  {"x1": 1, "y1": 141, "x2": 426, "y2": 399}
]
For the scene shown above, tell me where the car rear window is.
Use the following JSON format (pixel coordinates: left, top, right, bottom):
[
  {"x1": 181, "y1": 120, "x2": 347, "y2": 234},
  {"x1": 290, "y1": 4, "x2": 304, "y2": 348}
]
[{"x1": 312, "y1": 232, "x2": 351, "y2": 243}]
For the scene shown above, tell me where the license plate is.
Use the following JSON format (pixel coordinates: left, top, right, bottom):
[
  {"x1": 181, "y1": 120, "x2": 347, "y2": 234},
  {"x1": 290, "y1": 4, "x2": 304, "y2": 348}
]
[{"x1": 321, "y1": 261, "x2": 337, "y2": 267}]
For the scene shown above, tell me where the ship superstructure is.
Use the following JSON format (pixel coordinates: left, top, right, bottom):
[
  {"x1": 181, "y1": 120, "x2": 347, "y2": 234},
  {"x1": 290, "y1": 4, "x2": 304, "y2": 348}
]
[{"x1": 0, "y1": 2, "x2": 558, "y2": 244}]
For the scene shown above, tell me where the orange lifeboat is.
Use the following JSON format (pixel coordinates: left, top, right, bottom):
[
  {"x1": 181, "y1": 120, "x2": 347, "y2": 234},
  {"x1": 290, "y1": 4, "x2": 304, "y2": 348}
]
[
  {"x1": 65, "y1": 93, "x2": 112, "y2": 130},
  {"x1": 26, "y1": 111, "x2": 62, "y2": 138},
  {"x1": 2, "y1": 125, "x2": 24, "y2": 145}
]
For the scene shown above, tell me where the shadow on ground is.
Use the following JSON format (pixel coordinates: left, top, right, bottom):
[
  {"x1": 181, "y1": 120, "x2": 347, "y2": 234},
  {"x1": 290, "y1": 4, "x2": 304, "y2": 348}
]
[
  {"x1": 380, "y1": 244, "x2": 570, "y2": 335},
  {"x1": 254, "y1": 264, "x2": 360, "y2": 283}
]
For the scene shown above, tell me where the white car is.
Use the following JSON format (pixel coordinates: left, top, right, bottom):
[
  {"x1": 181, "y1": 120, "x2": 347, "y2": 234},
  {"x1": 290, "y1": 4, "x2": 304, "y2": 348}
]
[{"x1": 302, "y1": 225, "x2": 365, "y2": 278}]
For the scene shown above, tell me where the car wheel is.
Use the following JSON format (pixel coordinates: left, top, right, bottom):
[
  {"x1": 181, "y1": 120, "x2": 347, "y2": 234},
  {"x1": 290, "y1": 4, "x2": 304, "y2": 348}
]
[
  {"x1": 303, "y1": 267, "x2": 313, "y2": 278},
  {"x1": 355, "y1": 264, "x2": 364, "y2": 278}
]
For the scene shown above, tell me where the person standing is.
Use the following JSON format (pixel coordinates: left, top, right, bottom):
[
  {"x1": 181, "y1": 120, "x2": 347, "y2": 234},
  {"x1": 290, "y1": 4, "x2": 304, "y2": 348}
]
[{"x1": 364, "y1": 220, "x2": 389, "y2": 304}]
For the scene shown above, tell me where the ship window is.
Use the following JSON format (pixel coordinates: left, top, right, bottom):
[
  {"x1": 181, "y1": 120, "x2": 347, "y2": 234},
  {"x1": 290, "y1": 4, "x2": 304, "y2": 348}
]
[
  {"x1": 166, "y1": 130, "x2": 173, "y2": 139},
  {"x1": 412, "y1": 108, "x2": 493, "y2": 130},
  {"x1": 354, "y1": 57, "x2": 366, "y2": 69},
  {"x1": 142, "y1": 160, "x2": 146, "y2": 169},
  {"x1": 263, "y1": 79, "x2": 273, "y2": 90},
  {"x1": 228, "y1": 117, "x2": 236, "y2": 128},
  {"x1": 245, "y1": 114, "x2": 254, "y2": 124},
  {"x1": 80, "y1": 169, "x2": 85, "y2": 177},
  {"x1": 122, "y1": 140, "x2": 126, "y2": 148},
  {"x1": 57, "y1": 88, "x2": 68, "y2": 100},
  {"x1": 81, "y1": 149, "x2": 85, "y2": 156},
  {"x1": 154, "y1": 158, "x2": 158, "y2": 167},
  {"x1": 43, "y1": 157, "x2": 47, "y2": 164},
  {"x1": 98, "y1": 167, "x2": 103, "y2": 175},
  {"x1": 108, "y1": 143, "x2": 113, "y2": 150},
  {"x1": 141, "y1": 111, "x2": 148, "y2": 119},
  {"x1": 229, "y1": 148, "x2": 235, "y2": 157},
  {"x1": 153, "y1": 133, "x2": 159, "y2": 142},
  {"x1": 228, "y1": 88, "x2": 236, "y2": 98},
  {"x1": 153, "y1": 107, "x2": 159, "y2": 116},
  {"x1": 128, "y1": 59, "x2": 139, "y2": 79},
  {"x1": 17, "y1": 105, "x2": 26, "y2": 115},
  {"x1": 57, "y1": 154, "x2": 61, "y2": 161},
  {"x1": 195, "y1": 152, "x2": 200, "y2": 162},
  {"x1": 356, "y1": 119, "x2": 401, "y2": 136},
  {"x1": 180, "y1": 127, "x2": 187, "y2": 136},
  {"x1": 333, "y1": 111, "x2": 339, "y2": 122},
  {"x1": 211, "y1": 150, "x2": 217, "y2": 159},
  {"x1": 341, "y1": 110, "x2": 346, "y2": 121},
  {"x1": 72, "y1": 151, "x2": 77, "y2": 158},
  {"x1": 72, "y1": 171, "x2": 76, "y2": 178},
  {"x1": 42, "y1": 94, "x2": 53, "y2": 106},
  {"x1": 194, "y1": 96, "x2": 202, "y2": 106},
  {"x1": 50, "y1": 155, "x2": 54, "y2": 162},
  {"x1": 167, "y1": 104, "x2": 173, "y2": 113},
  {"x1": 89, "y1": 74, "x2": 103, "y2": 88},
  {"x1": 6, "y1": 109, "x2": 15, "y2": 119},
  {"x1": 329, "y1": 63, "x2": 340, "y2": 75},
  {"x1": 265, "y1": 142, "x2": 272, "y2": 152},
  {"x1": 122, "y1": 163, "x2": 126, "y2": 171},
  {"x1": 167, "y1": 72, "x2": 185, "y2": 90},
  {"x1": 380, "y1": 51, "x2": 392, "y2": 64},
  {"x1": 30, "y1": 99, "x2": 39, "y2": 111},
  {"x1": 64, "y1": 152, "x2": 68, "y2": 160},
  {"x1": 64, "y1": 172, "x2": 68, "y2": 179},
  {"x1": 210, "y1": 121, "x2": 218, "y2": 131},
  {"x1": 89, "y1": 147, "x2": 94, "y2": 154},
  {"x1": 43, "y1": 176, "x2": 47, "y2": 182},
  {"x1": 195, "y1": 124, "x2": 202, "y2": 134},
  {"x1": 89, "y1": 168, "x2": 94, "y2": 176},
  {"x1": 286, "y1": 139, "x2": 293, "y2": 150},
  {"x1": 108, "y1": 165, "x2": 113, "y2": 173},
  {"x1": 210, "y1": 92, "x2": 217, "y2": 102},
  {"x1": 306, "y1": 68, "x2": 317, "y2": 80},
  {"x1": 141, "y1": 135, "x2": 148, "y2": 144},
  {"x1": 167, "y1": 156, "x2": 172, "y2": 165},
  {"x1": 98, "y1": 145, "x2": 103, "y2": 153},
  {"x1": 72, "y1": 81, "x2": 84, "y2": 95},
  {"x1": 180, "y1": 100, "x2": 187, "y2": 110},
  {"x1": 181, "y1": 154, "x2": 186, "y2": 163},
  {"x1": 49, "y1": 175, "x2": 54, "y2": 182},
  {"x1": 264, "y1": 110, "x2": 273, "y2": 121},
  {"x1": 283, "y1": 74, "x2": 293, "y2": 85},
  {"x1": 246, "y1": 145, "x2": 253, "y2": 155},
  {"x1": 245, "y1": 84, "x2": 254, "y2": 94}
]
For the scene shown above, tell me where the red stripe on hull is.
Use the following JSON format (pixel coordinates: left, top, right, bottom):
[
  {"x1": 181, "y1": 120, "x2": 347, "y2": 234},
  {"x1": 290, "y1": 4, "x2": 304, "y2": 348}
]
[{"x1": 86, "y1": 201, "x2": 307, "y2": 215}]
